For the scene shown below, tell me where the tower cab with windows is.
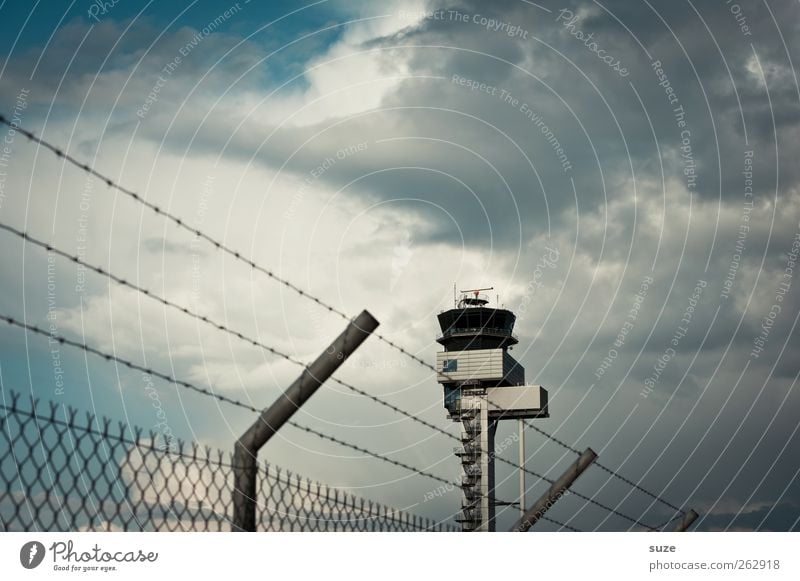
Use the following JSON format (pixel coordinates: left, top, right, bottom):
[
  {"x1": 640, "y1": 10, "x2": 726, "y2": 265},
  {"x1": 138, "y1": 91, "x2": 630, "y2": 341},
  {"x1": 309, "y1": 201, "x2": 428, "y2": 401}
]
[{"x1": 435, "y1": 288, "x2": 548, "y2": 419}]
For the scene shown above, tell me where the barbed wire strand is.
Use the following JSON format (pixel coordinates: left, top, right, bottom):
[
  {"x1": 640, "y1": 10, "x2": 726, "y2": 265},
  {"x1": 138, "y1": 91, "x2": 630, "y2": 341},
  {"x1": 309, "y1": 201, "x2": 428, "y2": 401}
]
[
  {"x1": 0, "y1": 115, "x2": 351, "y2": 321},
  {"x1": 2, "y1": 306, "x2": 651, "y2": 529},
  {"x1": 392, "y1": 354, "x2": 686, "y2": 519},
  {"x1": 593, "y1": 462, "x2": 685, "y2": 515},
  {"x1": 558, "y1": 484, "x2": 657, "y2": 530},
  {"x1": 0, "y1": 222, "x2": 315, "y2": 366},
  {"x1": 0, "y1": 314, "x2": 458, "y2": 490},
  {"x1": 0, "y1": 301, "x2": 655, "y2": 529},
  {"x1": 0, "y1": 312, "x2": 577, "y2": 528},
  {"x1": 0, "y1": 221, "x2": 463, "y2": 441},
  {"x1": 479, "y1": 399, "x2": 684, "y2": 522},
  {"x1": 0, "y1": 115, "x2": 683, "y2": 523}
]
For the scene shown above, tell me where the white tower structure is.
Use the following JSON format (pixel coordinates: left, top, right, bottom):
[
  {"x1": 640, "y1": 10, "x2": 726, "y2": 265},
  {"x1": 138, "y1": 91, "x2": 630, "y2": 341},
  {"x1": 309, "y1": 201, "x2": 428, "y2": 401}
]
[{"x1": 436, "y1": 288, "x2": 548, "y2": 531}]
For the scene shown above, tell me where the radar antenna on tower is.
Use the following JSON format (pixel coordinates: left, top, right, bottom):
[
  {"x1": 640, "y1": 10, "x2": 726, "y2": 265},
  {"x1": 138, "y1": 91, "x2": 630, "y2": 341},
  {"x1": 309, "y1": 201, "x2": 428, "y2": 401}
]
[{"x1": 457, "y1": 286, "x2": 494, "y2": 308}]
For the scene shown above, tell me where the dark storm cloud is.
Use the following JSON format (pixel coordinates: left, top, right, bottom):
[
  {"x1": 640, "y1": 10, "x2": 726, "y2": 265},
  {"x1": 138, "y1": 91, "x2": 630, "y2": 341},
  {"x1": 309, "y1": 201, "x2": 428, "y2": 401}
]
[
  {"x1": 5, "y1": 2, "x2": 797, "y2": 250},
  {"x1": 700, "y1": 500, "x2": 800, "y2": 532},
  {"x1": 120, "y1": 0, "x2": 799, "y2": 253},
  {"x1": 396, "y1": 0, "x2": 798, "y2": 206}
]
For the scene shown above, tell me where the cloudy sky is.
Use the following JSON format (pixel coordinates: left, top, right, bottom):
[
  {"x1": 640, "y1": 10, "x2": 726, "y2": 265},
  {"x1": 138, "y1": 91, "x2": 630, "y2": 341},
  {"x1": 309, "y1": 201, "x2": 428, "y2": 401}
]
[{"x1": 0, "y1": 0, "x2": 799, "y2": 532}]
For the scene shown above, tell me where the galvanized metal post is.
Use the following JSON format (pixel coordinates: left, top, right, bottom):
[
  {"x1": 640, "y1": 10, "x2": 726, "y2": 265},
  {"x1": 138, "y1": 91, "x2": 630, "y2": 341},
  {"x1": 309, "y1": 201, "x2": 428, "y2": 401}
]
[
  {"x1": 232, "y1": 310, "x2": 379, "y2": 531},
  {"x1": 511, "y1": 447, "x2": 597, "y2": 532},
  {"x1": 673, "y1": 509, "x2": 699, "y2": 532}
]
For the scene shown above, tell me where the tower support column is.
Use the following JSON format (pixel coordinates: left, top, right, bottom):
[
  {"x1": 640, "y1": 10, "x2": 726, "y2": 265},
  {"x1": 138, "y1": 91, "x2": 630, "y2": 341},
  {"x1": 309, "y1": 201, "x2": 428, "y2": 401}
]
[{"x1": 477, "y1": 399, "x2": 491, "y2": 531}]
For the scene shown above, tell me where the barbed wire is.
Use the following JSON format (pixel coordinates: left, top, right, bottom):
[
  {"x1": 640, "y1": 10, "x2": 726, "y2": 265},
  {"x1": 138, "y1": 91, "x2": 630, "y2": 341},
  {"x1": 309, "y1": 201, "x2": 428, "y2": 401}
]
[
  {"x1": 0, "y1": 220, "x2": 462, "y2": 442},
  {"x1": 1, "y1": 310, "x2": 656, "y2": 528},
  {"x1": 522, "y1": 422, "x2": 583, "y2": 455},
  {"x1": 0, "y1": 219, "x2": 572, "y2": 524},
  {"x1": 565, "y1": 485, "x2": 657, "y2": 531},
  {"x1": 370, "y1": 342, "x2": 685, "y2": 517},
  {"x1": 478, "y1": 431, "x2": 658, "y2": 528},
  {"x1": 432, "y1": 391, "x2": 678, "y2": 524},
  {"x1": 288, "y1": 421, "x2": 457, "y2": 488},
  {"x1": 593, "y1": 462, "x2": 685, "y2": 515},
  {"x1": 349, "y1": 354, "x2": 685, "y2": 523},
  {"x1": 0, "y1": 216, "x2": 655, "y2": 529},
  {"x1": 0, "y1": 316, "x2": 592, "y2": 527},
  {"x1": 0, "y1": 222, "x2": 312, "y2": 367},
  {"x1": 0, "y1": 311, "x2": 555, "y2": 527},
  {"x1": 491, "y1": 445, "x2": 660, "y2": 530},
  {"x1": 0, "y1": 114, "x2": 684, "y2": 526},
  {"x1": 0, "y1": 115, "x2": 351, "y2": 322},
  {"x1": 1, "y1": 316, "x2": 263, "y2": 411},
  {"x1": 0, "y1": 116, "x2": 495, "y2": 392},
  {"x1": 0, "y1": 314, "x2": 458, "y2": 490}
]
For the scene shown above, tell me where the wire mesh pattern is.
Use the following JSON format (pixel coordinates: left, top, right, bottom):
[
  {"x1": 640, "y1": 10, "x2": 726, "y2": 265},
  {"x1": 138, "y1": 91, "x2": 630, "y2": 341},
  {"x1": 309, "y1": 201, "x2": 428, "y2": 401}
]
[
  {"x1": 257, "y1": 466, "x2": 452, "y2": 532},
  {"x1": 0, "y1": 392, "x2": 454, "y2": 532}
]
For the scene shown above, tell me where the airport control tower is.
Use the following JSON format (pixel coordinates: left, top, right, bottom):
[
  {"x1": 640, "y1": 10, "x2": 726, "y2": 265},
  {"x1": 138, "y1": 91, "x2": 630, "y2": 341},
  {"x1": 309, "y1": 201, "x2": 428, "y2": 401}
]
[{"x1": 436, "y1": 287, "x2": 548, "y2": 531}]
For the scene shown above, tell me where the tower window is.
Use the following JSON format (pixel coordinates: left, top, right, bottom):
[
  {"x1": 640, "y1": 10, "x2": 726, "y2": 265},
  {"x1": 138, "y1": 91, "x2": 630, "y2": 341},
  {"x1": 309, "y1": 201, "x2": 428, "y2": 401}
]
[{"x1": 442, "y1": 359, "x2": 458, "y2": 372}]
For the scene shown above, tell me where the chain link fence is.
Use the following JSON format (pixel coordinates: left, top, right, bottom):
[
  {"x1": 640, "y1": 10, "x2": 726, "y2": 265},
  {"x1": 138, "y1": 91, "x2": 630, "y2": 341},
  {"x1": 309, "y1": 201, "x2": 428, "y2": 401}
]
[{"x1": 0, "y1": 392, "x2": 455, "y2": 532}]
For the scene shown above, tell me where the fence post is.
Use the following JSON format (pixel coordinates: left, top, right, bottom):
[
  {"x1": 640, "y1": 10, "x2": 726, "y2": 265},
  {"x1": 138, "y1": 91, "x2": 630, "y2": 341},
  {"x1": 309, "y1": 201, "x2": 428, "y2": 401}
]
[
  {"x1": 673, "y1": 509, "x2": 699, "y2": 531},
  {"x1": 233, "y1": 310, "x2": 379, "y2": 531},
  {"x1": 511, "y1": 447, "x2": 597, "y2": 532}
]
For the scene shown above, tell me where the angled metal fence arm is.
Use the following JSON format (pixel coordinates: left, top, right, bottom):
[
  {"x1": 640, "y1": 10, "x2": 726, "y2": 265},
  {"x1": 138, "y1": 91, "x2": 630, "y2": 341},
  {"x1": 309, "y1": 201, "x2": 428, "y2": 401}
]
[
  {"x1": 673, "y1": 510, "x2": 699, "y2": 532},
  {"x1": 233, "y1": 310, "x2": 379, "y2": 531},
  {"x1": 511, "y1": 448, "x2": 597, "y2": 532}
]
